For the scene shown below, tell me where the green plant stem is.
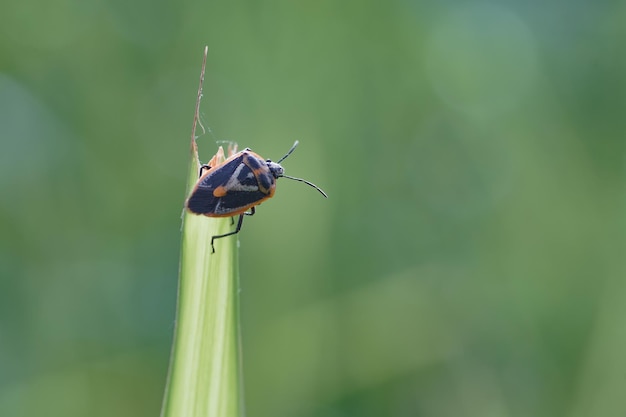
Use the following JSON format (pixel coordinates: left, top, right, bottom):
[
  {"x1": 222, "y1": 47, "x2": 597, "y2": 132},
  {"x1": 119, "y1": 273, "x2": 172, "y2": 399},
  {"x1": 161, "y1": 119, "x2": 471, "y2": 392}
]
[{"x1": 161, "y1": 149, "x2": 242, "y2": 417}]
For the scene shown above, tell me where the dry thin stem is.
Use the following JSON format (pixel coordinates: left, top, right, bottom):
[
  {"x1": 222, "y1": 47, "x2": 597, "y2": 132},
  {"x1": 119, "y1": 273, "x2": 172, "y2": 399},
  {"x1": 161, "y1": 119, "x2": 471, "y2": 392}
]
[{"x1": 190, "y1": 46, "x2": 209, "y2": 162}]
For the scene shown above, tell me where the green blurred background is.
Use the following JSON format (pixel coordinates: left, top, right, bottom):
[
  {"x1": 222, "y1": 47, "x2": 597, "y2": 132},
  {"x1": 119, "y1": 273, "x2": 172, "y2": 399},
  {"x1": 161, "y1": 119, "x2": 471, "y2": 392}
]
[{"x1": 2, "y1": 1, "x2": 625, "y2": 416}]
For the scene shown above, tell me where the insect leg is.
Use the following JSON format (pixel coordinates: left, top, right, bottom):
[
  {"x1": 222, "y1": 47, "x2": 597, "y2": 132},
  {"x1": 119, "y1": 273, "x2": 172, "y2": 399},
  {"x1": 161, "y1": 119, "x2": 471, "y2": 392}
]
[
  {"x1": 211, "y1": 214, "x2": 245, "y2": 253},
  {"x1": 198, "y1": 164, "x2": 211, "y2": 178},
  {"x1": 231, "y1": 206, "x2": 254, "y2": 226}
]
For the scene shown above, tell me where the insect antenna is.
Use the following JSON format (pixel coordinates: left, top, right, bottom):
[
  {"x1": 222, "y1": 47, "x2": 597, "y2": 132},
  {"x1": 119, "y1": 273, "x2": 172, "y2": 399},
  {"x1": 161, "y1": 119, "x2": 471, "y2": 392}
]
[
  {"x1": 281, "y1": 175, "x2": 328, "y2": 198},
  {"x1": 276, "y1": 140, "x2": 300, "y2": 163}
]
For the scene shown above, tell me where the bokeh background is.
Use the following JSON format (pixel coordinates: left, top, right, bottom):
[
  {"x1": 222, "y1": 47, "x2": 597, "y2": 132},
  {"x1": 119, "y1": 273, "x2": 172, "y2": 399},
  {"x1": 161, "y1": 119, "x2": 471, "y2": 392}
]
[{"x1": 2, "y1": 1, "x2": 626, "y2": 416}]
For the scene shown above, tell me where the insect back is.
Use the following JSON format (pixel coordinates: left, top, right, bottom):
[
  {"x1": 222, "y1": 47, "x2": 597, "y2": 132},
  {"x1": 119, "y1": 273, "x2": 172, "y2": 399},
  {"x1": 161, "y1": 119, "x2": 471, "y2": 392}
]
[
  {"x1": 186, "y1": 141, "x2": 327, "y2": 252},
  {"x1": 187, "y1": 149, "x2": 276, "y2": 217}
]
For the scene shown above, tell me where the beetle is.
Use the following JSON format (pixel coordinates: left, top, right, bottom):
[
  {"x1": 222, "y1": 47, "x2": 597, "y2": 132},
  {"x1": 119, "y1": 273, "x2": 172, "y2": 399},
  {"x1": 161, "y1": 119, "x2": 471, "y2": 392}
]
[{"x1": 186, "y1": 141, "x2": 327, "y2": 252}]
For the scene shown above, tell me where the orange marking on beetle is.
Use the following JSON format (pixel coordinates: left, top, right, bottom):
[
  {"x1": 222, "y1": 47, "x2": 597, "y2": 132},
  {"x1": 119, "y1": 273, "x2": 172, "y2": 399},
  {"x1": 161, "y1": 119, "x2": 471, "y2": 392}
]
[{"x1": 213, "y1": 185, "x2": 228, "y2": 197}]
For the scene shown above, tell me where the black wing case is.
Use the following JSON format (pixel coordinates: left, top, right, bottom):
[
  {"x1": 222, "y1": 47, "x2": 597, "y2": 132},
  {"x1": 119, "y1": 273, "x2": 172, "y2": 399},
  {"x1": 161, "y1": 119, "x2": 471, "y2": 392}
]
[
  {"x1": 187, "y1": 155, "x2": 243, "y2": 214},
  {"x1": 186, "y1": 154, "x2": 268, "y2": 216}
]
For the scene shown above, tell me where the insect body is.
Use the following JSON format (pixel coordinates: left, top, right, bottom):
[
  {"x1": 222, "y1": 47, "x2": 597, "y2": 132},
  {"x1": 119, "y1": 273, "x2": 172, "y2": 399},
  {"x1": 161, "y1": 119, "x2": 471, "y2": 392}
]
[{"x1": 186, "y1": 141, "x2": 327, "y2": 252}]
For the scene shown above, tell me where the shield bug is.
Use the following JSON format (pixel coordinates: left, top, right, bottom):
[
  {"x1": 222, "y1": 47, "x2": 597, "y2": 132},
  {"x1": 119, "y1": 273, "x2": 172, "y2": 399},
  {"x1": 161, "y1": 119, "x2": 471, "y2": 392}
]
[{"x1": 186, "y1": 141, "x2": 327, "y2": 252}]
